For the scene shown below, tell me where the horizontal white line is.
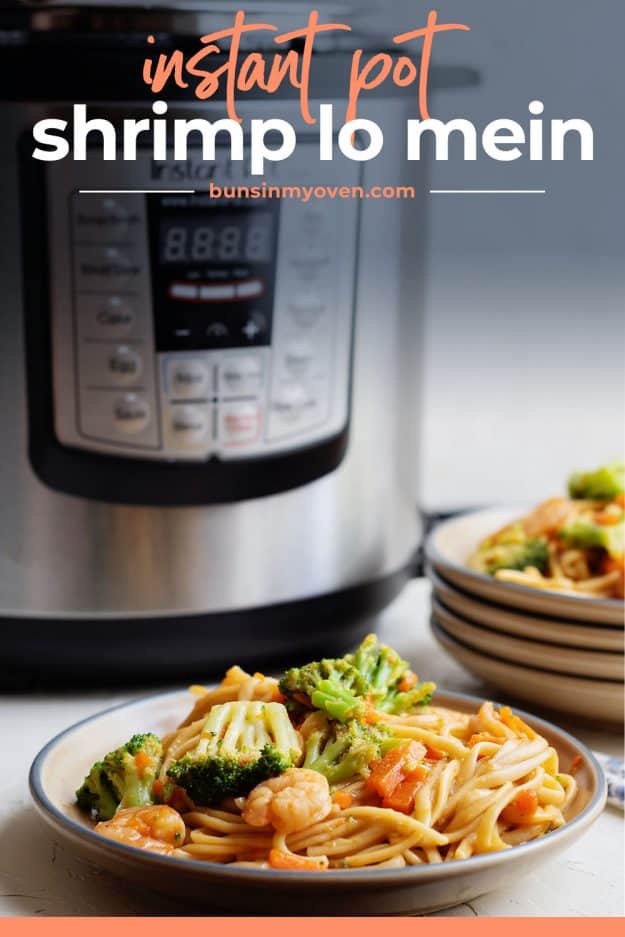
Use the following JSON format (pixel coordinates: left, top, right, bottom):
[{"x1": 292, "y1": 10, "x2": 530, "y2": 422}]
[
  {"x1": 79, "y1": 189, "x2": 197, "y2": 195},
  {"x1": 430, "y1": 189, "x2": 547, "y2": 195}
]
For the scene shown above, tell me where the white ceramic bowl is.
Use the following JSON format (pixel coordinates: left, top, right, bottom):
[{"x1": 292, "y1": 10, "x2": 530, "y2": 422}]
[
  {"x1": 425, "y1": 507, "x2": 624, "y2": 626},
  {"x1": 30, "y1": 688, "x2": 607, "y2": 915},
  {"x1": 429, "y1": 567, "x2": 624, "y2": 653},
  {"x1": 431, "y1": 621, "x2": 624, "y2": 724},
  {"x1": 432, "y1": 596, "x2": 624, "y2": 681}
]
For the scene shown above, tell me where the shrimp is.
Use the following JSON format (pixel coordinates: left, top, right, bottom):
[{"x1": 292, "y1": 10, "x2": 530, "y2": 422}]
[
  {"x1": 559, "y1": 549, "x2": 591, "y2": 581},
  {"x1": 522, "y1": 498, "x2": 574, "y2": 538},
  {"x1": 95, "y1": 805, "x2": 186, "y2": 855},
  {"x1": 242, "y1": 768, "x2": 332, "y2": 834}
]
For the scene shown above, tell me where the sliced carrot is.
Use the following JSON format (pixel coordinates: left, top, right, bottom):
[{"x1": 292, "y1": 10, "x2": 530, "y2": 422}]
[
  {"x1": 596, "y1": 511, "x2": 622, "y2": 527},
  {"x1": 398, "y1": 671, "x2": 418, "y2": 692},
  {"x1": 153, "y1": 778, "x2": 192, "y2": 811},
  {"x1": 363, "y1": 704, "x2": 383, "y2": 724},
  {"x1": 601, "y1": 555, "x2": 624, "y2": 574},
  {"x1": 615, "y1": 493, "x2": 625, "y2": 509},
  {"x1": 332, "y1": 790, "x2": 353, "y2": 809},
  {"x1": 500, "y1": 789, "x2": 539, "y2": 826},
  {"x1": 382, "y1": 766, "x2": 428, "y2": 813},
  {"x1": 134, "y1": 751, "x2": 152, "y2": 776},
  {"x1": 425, "y1": 746, "x2": 445, "y2": 761},
  {"x1": 569, "y1": 754, "x2": 584, "y2": 776},
  {"x1": 500, "y1": 706, "x2": 538, "y2": 740},
  {"x1": 367, "y1": 748, "x2": 407, "y2": 798},
  {"x1": 367, "y1": 742, "x2": 413, "y2": 799},
  {"x1": 367, "y1": 741, "x2": 425, "y2": 799},
  {"x1": 268, "y1": 849, "x2": 327, "y2": 871},
  {"x1": 600, "y1": 555, "x2": 625, "y2": 598},
  {"x1": 468, "y1": 733, "x2": 502, "y2": 747},
  {"x1": 169, "y1": 787, "x2": 193, "y2": 812}
]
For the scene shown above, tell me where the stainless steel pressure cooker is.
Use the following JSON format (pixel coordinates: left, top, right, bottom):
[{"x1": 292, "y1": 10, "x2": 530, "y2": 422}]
[{"x1": 0, "y1": 1, "x2": 471, "y2": 680}]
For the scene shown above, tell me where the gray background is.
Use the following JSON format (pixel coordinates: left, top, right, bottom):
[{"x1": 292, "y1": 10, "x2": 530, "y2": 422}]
[{"x1": 362, "y1": 0, "x2": 624, "y2": 509}]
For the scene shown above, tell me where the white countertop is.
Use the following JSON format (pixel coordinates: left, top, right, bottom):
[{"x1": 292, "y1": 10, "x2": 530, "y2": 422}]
[{"x1": 0, "y1": 579, "x2": 623, "y2": 917}]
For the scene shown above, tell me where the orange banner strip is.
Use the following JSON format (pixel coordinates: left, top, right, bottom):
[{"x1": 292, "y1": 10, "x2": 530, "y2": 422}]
[{"x1": 0, "y1": 920, "x2": 623, "y2": 934}]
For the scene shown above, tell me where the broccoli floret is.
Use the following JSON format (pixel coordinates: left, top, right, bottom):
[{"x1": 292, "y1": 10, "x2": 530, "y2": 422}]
[
  {"x1": 351, "y1": 633, "x2": 407, "y2": 699},
  {"x1": 485, "y1": 538, "x2": 549, "y2": 575},
  {"x1": 348, "y1": 634, "x2": 436, "y2": 713},
  {"x1": 280, "y1": 657, "x2": 370, "y2": 722},
  {"x1": 167, "y1": 701, "x2": 302, "y2": 805},
  {"x1": 302, "y1": 714, "x2": 398, "y2": 784},
  {"x1": 280, "y1": 635, "x2": 435, "y2": 720},
  {"x1": 470, "y1": 525, "x2": 549, "y2": 577},
  {"x1": 560, "y1": 517, "x2": 625, "y2": 559},
  {"x1": 380, "y1": 681, "x2": 437, "y2": 714},
  {"x1": 75, "y1": 732, "x2": 163, "y2": 821},
  {"x1": 75, "y1": 763, "x2": 119, "y2": 820},
  {"x1": 568, "y1": 462, "x2": 625, "y2": 501}
]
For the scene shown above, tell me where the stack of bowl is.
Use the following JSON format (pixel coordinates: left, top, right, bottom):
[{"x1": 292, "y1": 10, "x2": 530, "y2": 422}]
[{"x1": 425, "y1": 507, "x2": 624, "y2": 724}]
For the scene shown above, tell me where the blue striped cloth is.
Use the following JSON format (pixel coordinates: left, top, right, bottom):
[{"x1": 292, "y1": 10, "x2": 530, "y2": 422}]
[{"x1": 594, "y1": 752, "x2": 625, "y2": 810}]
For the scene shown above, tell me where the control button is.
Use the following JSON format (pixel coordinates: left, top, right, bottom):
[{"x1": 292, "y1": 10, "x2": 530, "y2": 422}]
[
  {"x1": 242, "y1": 313, "x2": 268, "y2": 342},
  {"x1": 220, "y1": 402, "x2": 262, "y2": 445},
  {"x1": 168, "y1": 358, "x2": 211, "y2": 399},
  {"x1": 220, "y1": 355, "x2": 263, "y2": 396},
  {"x1": 272, "y1": 382, "x2": 309, "y2": 422},
  {"x1": 206, "y1": 322, "x2": 230, "y2": 341},
  {"x1": 284, "y1": 340, "x2": 315, "y2": 376},
  {"x1": 267, "y1": 377, "x2": 331, "y2": 441},
  {"x1": 113, "y1": 393, "x2": 150, "y2": 434},
  {"x1": 95, "y1": 297, "x2": 134, "y2": 337},
  {"x1": 99, "y1": 197, "x2": 129, "y2": 221},
  {"x1": 199, "y1": 284, "x2": 236, "y2": 301},
  {"x1": 79, "y1": 196, "x2": 129, "y2": 225},
  {"x1": 108, "y1": 346, "x2": 142, "y2": 385},
  {"x1": 290, "y1": 247, "x2": 330, "y2": 266},
  {"x1": 289, "y1": 291, "x2": 325, "y2": 327},
  {"x1": 169, "y1": 283, "x2": 199, "y2": 301},
  {"x1": 73, "y1": 197, "x2": 140, "y2": 241},
  {"x1": 78, "y1": 388, "x2": 158, "y2": 447},
  {"x1": 76, "y1": 246, "x2": 142, "y2": 289},
  {"x1": 300, "y1": 208, "x2": 326, "y2": 235},
  {"x1": 169, "y1": 405, "x2": 210, "y2": 443},
  {"x1": 236, "y1": 279, "x2": 264, "y2": 299}
]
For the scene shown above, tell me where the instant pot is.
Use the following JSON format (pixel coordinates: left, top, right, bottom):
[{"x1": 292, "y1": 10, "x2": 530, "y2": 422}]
[{"x1": 0, "y1": 1, "x2": 473, "y2": 679}]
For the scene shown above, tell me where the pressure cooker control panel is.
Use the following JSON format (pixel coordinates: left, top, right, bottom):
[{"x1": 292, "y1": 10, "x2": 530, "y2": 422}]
[{"x1": 46, "y1": 146, "x2": 359, "y2": 463}]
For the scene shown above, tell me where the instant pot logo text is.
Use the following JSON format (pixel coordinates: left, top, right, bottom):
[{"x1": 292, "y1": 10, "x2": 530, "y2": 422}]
[
  {"x1": 151, "y1": 154, "x2": 278, "y2": 182},
  {"x1": 31, "y1": 8, "x2": 595, "y2": 174}
]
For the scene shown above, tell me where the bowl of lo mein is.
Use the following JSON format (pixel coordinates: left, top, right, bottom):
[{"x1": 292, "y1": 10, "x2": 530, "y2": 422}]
[
  {"x1": 30, "y1": 636, "x2": 606, "y2": 915},
  {"x1": 426, "y1": 462, "x2": 625, "y2": 625}
]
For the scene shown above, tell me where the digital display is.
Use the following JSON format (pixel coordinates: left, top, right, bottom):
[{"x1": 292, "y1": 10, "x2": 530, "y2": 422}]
[
  {"x1": 149, "y1": 194, "x2": 280, "y2": 352},
  {"x1": 159, "y1": 211, "x2": 274, "y2": 265}
]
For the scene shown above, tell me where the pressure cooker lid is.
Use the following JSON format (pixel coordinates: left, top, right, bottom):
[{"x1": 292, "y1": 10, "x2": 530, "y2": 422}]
[
  {"x1": 9, "y1": 0, "x2": 359, "y2": 47},
  {"x1": 1, "y1": 1, "x2": 478, "y2": 96}
]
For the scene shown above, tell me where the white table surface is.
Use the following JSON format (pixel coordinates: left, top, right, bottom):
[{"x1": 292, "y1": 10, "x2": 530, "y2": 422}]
[{"x1": 0, "y1": 579, "x2": 623, "y2": 917}]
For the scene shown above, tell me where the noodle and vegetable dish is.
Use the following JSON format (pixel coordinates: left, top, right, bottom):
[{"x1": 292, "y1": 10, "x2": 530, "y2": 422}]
[
  {"x1": 468, "y1": 461, "x2": 625, "y2": 599},
  {"x1": 76, "y1": 636, "x2": 580, "y2": 870}
]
